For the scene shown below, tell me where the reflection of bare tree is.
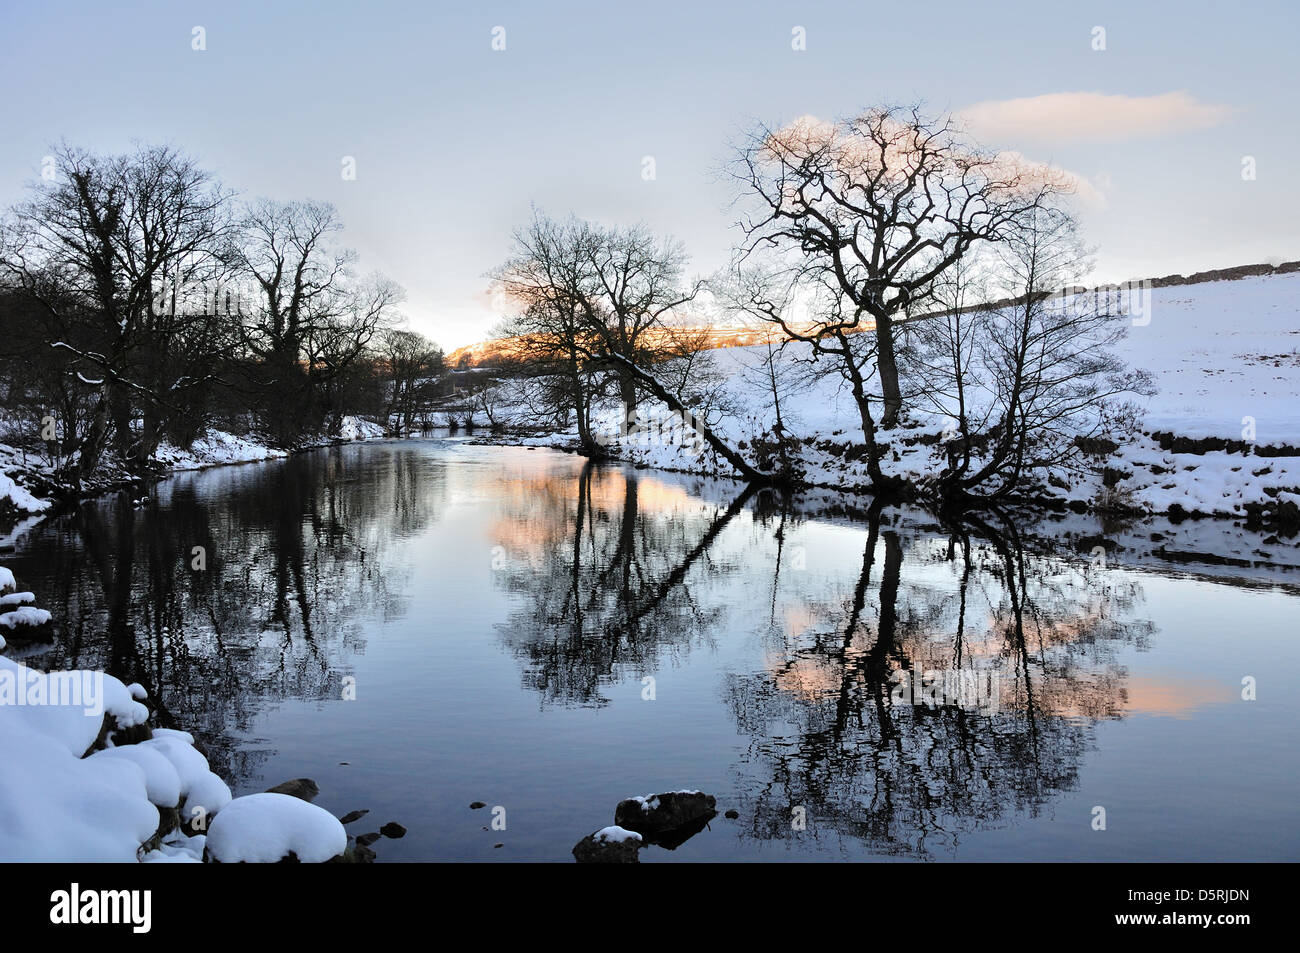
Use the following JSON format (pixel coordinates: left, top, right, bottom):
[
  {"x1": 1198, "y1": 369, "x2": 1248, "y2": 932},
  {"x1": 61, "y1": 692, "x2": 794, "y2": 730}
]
[
  {"x1": 495, "y1": 463, "x2": 756, "y2": 706},
  {"x1": 24, "y1": 445, "x2": 440, "y2": 783},
  {"x1": 726, "y1": 506, "x2": 1154, "y2": 857},
  {"x1": 491, "y1": 464, "x2": 1154, "y2": 853}
]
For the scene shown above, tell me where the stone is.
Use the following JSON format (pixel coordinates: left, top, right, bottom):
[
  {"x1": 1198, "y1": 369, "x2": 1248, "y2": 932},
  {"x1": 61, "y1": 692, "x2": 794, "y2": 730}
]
[
  {"x1": 614, "y1": 791, "x2": 717, "y2": 836},
  {"x1": 265, "y1": 778, "x2": 320, "y2": 802},
  {"x1": 572, "y1": 826, "x2": 643, "y2": 863}
]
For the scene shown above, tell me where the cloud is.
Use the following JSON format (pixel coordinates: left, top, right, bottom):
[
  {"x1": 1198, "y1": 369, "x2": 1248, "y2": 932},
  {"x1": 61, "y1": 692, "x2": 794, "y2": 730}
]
[
  {"x1": 767, "y1": 114, "x2": 1103, "y2": 206},
  {"x1": 959, "y1": 91, "x2": 1232, "y2": 144},
  {"x1": 991, "y1": 150, "x2": 1105, "y2": 206}
]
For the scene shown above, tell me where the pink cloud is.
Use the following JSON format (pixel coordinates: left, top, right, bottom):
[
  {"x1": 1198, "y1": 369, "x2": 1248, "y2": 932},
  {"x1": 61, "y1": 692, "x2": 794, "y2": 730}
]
[{"x1": 960, "y1": 91, "x2": 1232, "y2": 144}]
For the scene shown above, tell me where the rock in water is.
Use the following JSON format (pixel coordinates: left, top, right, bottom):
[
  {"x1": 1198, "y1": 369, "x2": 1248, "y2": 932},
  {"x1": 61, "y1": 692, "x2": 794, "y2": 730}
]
[
  {"x1": 265, "y1": 778, "x2": 320, "y2": 802},
  {"x1": 614, "y1": 791, "x2": 717, "y2": 836},
  {"x1": 572, "y1": 826, "x2": 643, "y2": 863}
]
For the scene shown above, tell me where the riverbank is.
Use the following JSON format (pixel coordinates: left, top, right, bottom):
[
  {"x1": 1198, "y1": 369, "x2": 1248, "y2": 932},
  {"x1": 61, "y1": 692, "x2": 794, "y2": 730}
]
[
  {"x1": 1, "y1": 559, "x2": 374, "y2": 863},
  {"x1": 453, "y1": 270, "x2": 1300, "y2": 535},
  {"x1": 0, "y1": 416, "x2": 387, "y2": 547}
]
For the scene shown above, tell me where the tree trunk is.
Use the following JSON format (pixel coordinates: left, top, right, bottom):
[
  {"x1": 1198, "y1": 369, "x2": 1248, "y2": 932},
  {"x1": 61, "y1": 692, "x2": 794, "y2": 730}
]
[
  {"x1": 875, "y1": 313, "x2": 902, "y2": 429},
  {"x1": 837, "y1": 333, "x2": 902, "y2": 496},
  {"x1": 604, "y1": 352, "x2": 775, "y2": 484},
  {"x1": 571, "y1": 367, "x2": 604, "y2": 458},
  {"x1": 618, "y1": 370, "x2": 637, "y2": 434}
]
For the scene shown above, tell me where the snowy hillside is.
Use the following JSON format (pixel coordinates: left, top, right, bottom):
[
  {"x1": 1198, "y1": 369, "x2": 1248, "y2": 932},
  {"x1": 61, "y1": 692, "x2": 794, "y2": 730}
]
[{"x1": 494, "y1": 271, "x2": 1300, "y2": 522}]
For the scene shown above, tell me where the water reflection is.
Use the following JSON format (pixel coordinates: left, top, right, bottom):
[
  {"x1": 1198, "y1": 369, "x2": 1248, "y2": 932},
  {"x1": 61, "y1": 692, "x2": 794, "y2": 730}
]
[
  {"x1": 14, "y1": 444, "x2": 440, "y2": 779},
  {"x1": 493, "y1": 462, "x2": 756, "y2": 705},
  {"x1": 8, "y1": 442, "x2": 1274, "y2": 860},
  {"x1": 487, "y1": 465, "x2": 1161, "y2": 856},
  {"x1": 725, "y1": 509, "x2": 1155, "y2": 857}
]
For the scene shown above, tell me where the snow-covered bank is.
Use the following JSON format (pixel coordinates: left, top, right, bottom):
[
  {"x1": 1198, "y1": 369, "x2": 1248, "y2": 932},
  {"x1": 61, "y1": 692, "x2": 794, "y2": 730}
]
[
  {"x1": 151, "y1": 431, "x2": 288, "y2": 472},
  {"x1": 0, "y1": 562, "x2": 360, "y2": 863},
  {"x1": 476, "y1": 271, "x2": 1300, "y2": 524},
  {"x1": 0, "y1": 415, "x2": 389, "y2": 540}
]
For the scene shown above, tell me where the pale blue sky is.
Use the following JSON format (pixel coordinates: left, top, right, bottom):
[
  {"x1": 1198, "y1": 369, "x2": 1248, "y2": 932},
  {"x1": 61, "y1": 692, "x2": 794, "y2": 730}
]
[{"x1": 1, "y1": 0, "x2": 1295, "y2": 348}]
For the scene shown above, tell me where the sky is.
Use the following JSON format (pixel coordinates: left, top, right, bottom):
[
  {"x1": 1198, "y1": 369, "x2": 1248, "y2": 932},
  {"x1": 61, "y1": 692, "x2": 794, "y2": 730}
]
[{"x1": 1, "y1": 0, "x2": 1296, "y2": 349}]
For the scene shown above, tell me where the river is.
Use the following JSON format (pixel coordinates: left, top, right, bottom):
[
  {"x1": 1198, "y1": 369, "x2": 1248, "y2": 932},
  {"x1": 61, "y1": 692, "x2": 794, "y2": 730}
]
[{"x1": 4, "y1": 439, "x2": 1297, "y2": 861}]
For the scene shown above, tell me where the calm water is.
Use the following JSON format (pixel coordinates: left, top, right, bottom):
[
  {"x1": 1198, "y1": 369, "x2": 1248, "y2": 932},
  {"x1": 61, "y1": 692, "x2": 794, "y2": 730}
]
[{"x1": 5, "y1": 440, "x2": 1298, "y2": 861}]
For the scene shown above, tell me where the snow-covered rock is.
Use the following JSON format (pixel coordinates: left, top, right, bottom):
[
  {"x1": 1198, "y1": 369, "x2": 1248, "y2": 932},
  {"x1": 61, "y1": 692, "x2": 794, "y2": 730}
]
[
  {"x1": 0, "y1": 656, "x2": 159, "y2": 861},
  {"x1": 572, "y1": 825, "x2": 644, "y2": 863},
  {"x1": 0, "y1": 725, "x2": 160, "y2": 861},
  {"x1": 90, "y1": 743, "x2": 182, "y2": 808},
  {"x1": 0, "y1": 647, "x2": 238, "y2": 862},
  {"x1": 205, "y1": 792, "x2": 347, "y2": 863},
  {"x1": 140, "y1": 729, "x2": 232, "y2": 820},
  {"x1": 0, "y1": 605, "x2": 53, "y2": 630}
]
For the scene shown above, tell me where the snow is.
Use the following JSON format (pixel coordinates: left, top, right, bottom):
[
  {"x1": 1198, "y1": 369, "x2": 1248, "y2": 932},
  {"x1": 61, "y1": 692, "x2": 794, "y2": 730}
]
[
  {"x1": 0, "y1": 591, "x2": 35, "y2": 606},
  {"x1": 0, "y1": 606, "x2": 52, "y2": 629},
  {"x1": 0, "y1": 567, "x2": 14, "y2": 593},
  {"x1": 593, "y1": 826, "x2": 643, "y2": 844},
  {"x1": 483, "y1": 271, "x2": 1300, "y2": 519},
  {"x1": 205, "y1": 793, "x2": 347, "y2": 863},
  {"x1": 0, "y1": 725, "x2": 160, "y2": 861},
  {"x1": 337, "y1": 416, "x2": 386, "y2": 441},
  {"x1": 0, "y1": 472, "x2": 50, "y2": 514},
  {"x1": 141, "y1": 831, "x2": 205, "y2": 863},
  {"x1": 0, "y1": 655, "x2": 159, "y2": 861},
  {"x1": 0, "y1": 635, "x2": 236, "y2": 862},
  {"x1": 0, "y1": 654, "x2": 148, "y2": 751},
  {"x1": 1131, "y1": 276, "x2": 1300, "y2": 441},
  {"x1": 139, "y1": 729, "x2": 232, "y2": 819},
  {"x1": 90, "y1": 744, "x2": 182, "y2": 808},
  {"x1": 152, "y1": 430, "x2": 288, "y2": 472}
]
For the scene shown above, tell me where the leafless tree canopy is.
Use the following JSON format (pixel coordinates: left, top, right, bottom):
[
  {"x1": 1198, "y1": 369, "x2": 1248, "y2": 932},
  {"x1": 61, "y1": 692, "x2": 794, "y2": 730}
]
[{"x1": 731, "y1": 105, "x2": 1071, "y2": 429}]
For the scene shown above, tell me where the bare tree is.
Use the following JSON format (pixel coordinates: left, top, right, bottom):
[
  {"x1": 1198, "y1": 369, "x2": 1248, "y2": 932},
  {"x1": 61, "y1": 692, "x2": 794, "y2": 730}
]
[
  {"x1": 491, "y1": 213, "x2": 607, "y2": 455},
  {"x1": 907, "y1": 254, "x2": 996, "y2": 481},
  {"x1": 380, "y1": 328, "x2": 443, "y2": 435},
  {"x1": 238, "y1": 200, "x2": 401, "y2": 443},
  {"x1": 2, "y1": 143, "x2": 235, "y2": 479},
  {"x1": 732, "y1": 105, "x2": 1068, "y2": 429},
  {"x1": 573, "y1": 222, "x2": 703, "y2": 425},
  {"x1": 495, "y1": 211, "x2": 777, "y2": 481},
  {"x1": 936, "y1": 206, "x2": 1153, "y2": 502},
  {"x1": 721, "y1": 264, "x2": 895, "y2": 487}
]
